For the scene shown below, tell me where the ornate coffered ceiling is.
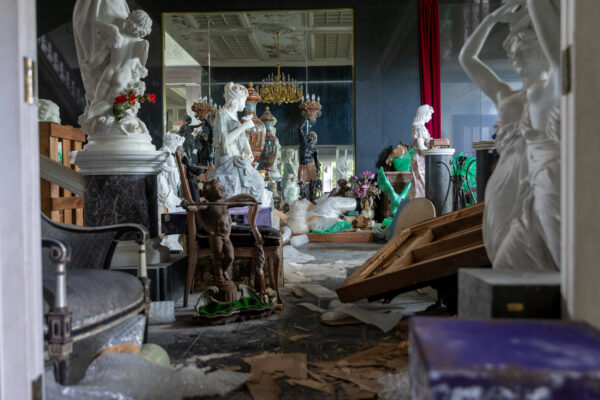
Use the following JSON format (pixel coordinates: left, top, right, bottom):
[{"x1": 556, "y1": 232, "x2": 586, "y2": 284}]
[{"x1": 163, "y1": 10, "x2": 353, "y2": 68}]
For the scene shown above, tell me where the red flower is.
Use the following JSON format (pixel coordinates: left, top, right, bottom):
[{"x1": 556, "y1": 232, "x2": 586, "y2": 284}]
[
  {"x1": 128, "y1": 93, "x2": 136, "y2": 105},
  {"x1": 114, "y1": 95, "x2": 127, "y2": 104},
  {"x1": 147, "y1": 93, "x2": 156, "y2": 104}
]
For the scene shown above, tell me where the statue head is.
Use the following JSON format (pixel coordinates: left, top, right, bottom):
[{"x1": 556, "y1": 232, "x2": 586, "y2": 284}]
[
  {"x1": 124, "y1": 10, "x2": 152, "y2": 38},
  {"x1": 503, "y1": 29, "x2": 548, "y2": 78},
  {"x1": 163, "y1": 131, "x2": 185, "y2": 152},
  {"x1": 413, "y1": 104, "x2": 434, "y2": 125},
  {"x1": 223, "y1": 82, "x2": 249, "y2": 112},
  {"x1": 184, "y1": 115, "x2": 192, "y2": 125},
  {"x1": 38, "y1": 99, "x2": 61, "y2": 124},
  {"x1": 203, "y1": 179, "x2": 225, "y2": 202}
]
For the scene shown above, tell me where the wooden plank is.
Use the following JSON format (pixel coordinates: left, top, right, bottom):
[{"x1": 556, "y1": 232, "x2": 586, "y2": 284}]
[
  {"x1": 51, "y1": 196, "x2": 84, "y2": 211},
  {"x1": 39, "y1": 121, "x2": 85, "y2": 142},
  {"x1": 431, "y1": 212, "x2": 482, "y2": 239},
  {"x1": 359, "y1": 228, "x2": 411, "y2": 278},
  {"x1": 49, "y1": 137, "x2": 60, "y2": 221},
  {"x1": 409, "y1": 203, "x2": 484, "y2": 233},
  {"x1": 383, "y1": 229, "x2": 435, "y2": 274},
  {"x1": 76, "y1": 208, "x2": 84, "y2": 226},
  {"x1": 336, "y1": 244, "x2": 490, "y2": 303},
  {"x1": 62, "y1": 139, "x2": 73, "y2": 224},
  {"x1": 412, "y1": 225, "x2": 483, "y2": 262}
]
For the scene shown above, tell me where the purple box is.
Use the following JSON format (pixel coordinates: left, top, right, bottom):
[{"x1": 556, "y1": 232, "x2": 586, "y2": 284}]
[
  {"x1": 410, "y1": 317, "x2": 600, "y2": 399},
  {"x1": 161, "y1": 207, "x2": 272, "y2": 235}
]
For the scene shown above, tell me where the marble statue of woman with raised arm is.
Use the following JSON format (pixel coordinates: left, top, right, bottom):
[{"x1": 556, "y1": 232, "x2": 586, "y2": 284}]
[
  {"x1": 209, "y1": 82, "x2": 271, "y2": 205},
  {"x1": 492, "y1": 0, "x2": 561, "y2": 271},
  {"x1": 408, "y1": 104, "x2": 434, "y2": 199},
  {"x1": 459, "y1": 0, "x2": 550, "y2": 267}
]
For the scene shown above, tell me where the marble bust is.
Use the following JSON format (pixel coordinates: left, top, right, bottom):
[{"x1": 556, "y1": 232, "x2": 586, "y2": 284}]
[
  {"x1": 408, "y1": 105, "x2": 434, "y2": 199},
  {"x1": 208, "y1": 82, "x2": 271, "y2": 205}
]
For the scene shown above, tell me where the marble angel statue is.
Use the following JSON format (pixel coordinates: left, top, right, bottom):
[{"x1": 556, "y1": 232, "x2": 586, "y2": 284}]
[
  {"x1": 208, "y1": 82, "x2": 271, "y2": 205},
  {"x1": 158, "y1": 132, "x2": 185, "y2": 251},
  {"x1": 459, "y1": 0, "x2": 558, "y2": 270},
  {"x1": 73, "y1": 1, "x2": 155, "y2": 151},
  {"x1": 408, "y1": 104, "x2": 434, "y2": 199}
]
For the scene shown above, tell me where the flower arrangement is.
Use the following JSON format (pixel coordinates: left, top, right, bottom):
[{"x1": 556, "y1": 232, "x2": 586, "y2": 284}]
[
  {"x1": 113, "y1": 92, "x2": 156, "y2": 119},
  {"x1": 349, "y1": 171, "x2": 381, "y2": 199}
]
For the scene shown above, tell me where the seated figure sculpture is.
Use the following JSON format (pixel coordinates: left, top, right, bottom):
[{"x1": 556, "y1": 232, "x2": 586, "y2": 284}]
[{"x1": 209, "y1": 82, "x2": 271, "y2": 206}]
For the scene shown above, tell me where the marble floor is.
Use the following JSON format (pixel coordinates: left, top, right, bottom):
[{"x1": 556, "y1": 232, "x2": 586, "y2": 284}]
[{"x1": 147, "y1": 242, "x2": 438, "y2": 399}]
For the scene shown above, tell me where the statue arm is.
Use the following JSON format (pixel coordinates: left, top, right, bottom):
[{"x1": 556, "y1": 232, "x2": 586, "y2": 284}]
[
  {"x1": 527, "y1": 0, "x2": 560, "y2": 98},
  {"x1": 133, "y1": 39, "x2": 149, "y2": 67},
  {"x1": 458, "y1": 1, "x2": 519, "y2": 104},
  {"x1": 223, "y1": 121, "x2": 250, "y2": 150}
]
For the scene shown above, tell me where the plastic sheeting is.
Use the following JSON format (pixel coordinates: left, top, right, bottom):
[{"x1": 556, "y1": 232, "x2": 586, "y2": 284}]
[
  {"x1": 282, "y1": 245, "x2": 315, "y2": 264},
  {"x1": 46, "y1": 352, "x2": 250, "y2": 400},
  {"x1": 148, "y1": 301, "x2": 176, "y2": 325}
]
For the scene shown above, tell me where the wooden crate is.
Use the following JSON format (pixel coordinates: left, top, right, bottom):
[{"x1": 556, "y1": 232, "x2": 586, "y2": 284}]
[
  {"x1": 39, "y1": 122, "x2": 85, "y2": 225},
  {"x1": 336, "y1": 203, "x2": 490, "y2": 303}
]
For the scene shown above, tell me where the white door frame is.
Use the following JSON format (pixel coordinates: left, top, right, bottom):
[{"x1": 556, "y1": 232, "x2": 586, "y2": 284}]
[
  {"x1": 0, "y1": 0, "x2": 45, "y2": 398},
  {"x1": 561, "y1": 0, "x2": 600, "y2": 329}
]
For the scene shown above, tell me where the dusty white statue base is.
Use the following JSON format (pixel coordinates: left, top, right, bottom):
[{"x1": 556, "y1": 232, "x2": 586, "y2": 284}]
[
  {"x1": 111, "y1": 237, "x2": 170, "y2": 267},
  {"x1": 73, "y1": 149, "x2": 167, "y2": 175}
]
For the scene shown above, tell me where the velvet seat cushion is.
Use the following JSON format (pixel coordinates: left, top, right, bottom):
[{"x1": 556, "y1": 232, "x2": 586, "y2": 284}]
[
  {"x1": 196, "y1": 224, "x2": 281, "y2": 249},
  {"x1": 43, "y1": 269, "x2": 144, "y2": 337}
]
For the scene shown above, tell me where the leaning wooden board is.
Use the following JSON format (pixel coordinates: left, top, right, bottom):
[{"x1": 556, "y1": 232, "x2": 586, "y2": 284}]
[{"x1": 336, "y1": 203, "x2": 490, "y2": 303}]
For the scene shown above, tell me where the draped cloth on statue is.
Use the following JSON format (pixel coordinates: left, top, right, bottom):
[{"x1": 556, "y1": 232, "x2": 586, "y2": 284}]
[
  {"x1": 209, "y1": 109, "x2": 271, "y2": 205},
  {"x1": 492, "y1": 105, "x2": 560, "y2": 271}
]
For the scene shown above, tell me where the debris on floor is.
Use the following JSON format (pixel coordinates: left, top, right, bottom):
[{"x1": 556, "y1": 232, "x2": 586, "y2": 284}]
[{"x1": 241, "y1": 338, "x2": 409, "y2": 400}]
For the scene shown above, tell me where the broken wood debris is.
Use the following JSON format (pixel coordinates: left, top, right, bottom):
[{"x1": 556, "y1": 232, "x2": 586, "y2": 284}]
[
  {"x1": 242, "y1": 339, "x2": 410, "y2": 399},
  {"x1": 337, "y1": 203, "x2": 490, "y2": 303}
]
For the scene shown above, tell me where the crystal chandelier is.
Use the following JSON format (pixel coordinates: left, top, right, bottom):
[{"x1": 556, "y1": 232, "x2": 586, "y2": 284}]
[{"x1": 257, "y1": 32, "x2": 303, "y2": 105}]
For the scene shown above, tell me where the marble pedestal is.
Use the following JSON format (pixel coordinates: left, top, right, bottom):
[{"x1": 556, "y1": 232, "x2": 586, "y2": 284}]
[
  {"x1": 423, "y1": 148, "x2": 455, "y2": 216},
  {"x1": 472, "y1": 141, "x2": 498, "y2": 203},
  {"x1": 75, "y1": 150, "x2": 169, "y2": 265}
]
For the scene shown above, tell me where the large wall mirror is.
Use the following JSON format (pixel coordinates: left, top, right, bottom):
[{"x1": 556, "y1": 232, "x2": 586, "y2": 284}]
[{"x1": 162, "y1": 9, "x2": 355, "y2": 192}]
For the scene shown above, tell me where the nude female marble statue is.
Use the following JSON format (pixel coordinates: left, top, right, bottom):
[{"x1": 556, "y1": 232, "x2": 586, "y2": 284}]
[
  {"x1": 209, "y1": 82, "x2": 271, "y2": 205},
  {"x1": 460, "y1": 0, "x2": 558, "y2": 270},
  {"x1": 408, "y1": 105, "x2": 434, "y2": 199}
]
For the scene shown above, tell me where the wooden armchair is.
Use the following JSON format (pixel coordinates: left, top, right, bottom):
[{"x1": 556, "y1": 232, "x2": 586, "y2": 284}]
[
  {"x1": 175, "y1": 148, "x2": 283, "y2": 307},
  {"x1": 41, "y1": 214, "x2": 150, "y2": 384}
]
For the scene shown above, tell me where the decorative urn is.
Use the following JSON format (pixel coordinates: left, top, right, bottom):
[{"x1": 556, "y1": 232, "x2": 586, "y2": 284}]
[{"x1": 244, "y1": 82, "x2": 266, "y2": 166}]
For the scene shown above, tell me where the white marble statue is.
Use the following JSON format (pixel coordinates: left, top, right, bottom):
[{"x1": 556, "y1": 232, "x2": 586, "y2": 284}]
[
  {"x1": 209, "y1": 82, "x2": 272, "y2": 205},
  {"x1": 38, "y1": 99, "x2": 61, "y2": 124},
  {"x1": 408, "y1": 105, "x2": 434, "y2": 199},
  {"x1": 73, "y1": 1, "x2": 155, "y2": 152},
  {"x1": 336, "y1": 156, "x2": 350, "y2": 182},
  {"x1": 460, "y1": 0, "x2": 559, "y2": 271},
  {"x1": 157, "y1": 132, "x2": 185, "y2": 251},
  {"x1": 281, "y1": 149, "x2": 299, "y2": 205}
]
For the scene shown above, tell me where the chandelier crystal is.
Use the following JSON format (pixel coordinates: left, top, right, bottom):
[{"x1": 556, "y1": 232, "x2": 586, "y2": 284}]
[{"x1": 257, "y1": 32, "x2": 303, "y2": 105}]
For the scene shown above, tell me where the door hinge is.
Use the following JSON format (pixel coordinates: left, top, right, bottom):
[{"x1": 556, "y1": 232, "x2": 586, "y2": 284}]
[
  {"x1": 562, "y1": 45, "x2": 572, "y2": 95},
  {"x1": 23, "y1": 57, "x2": 36, "y2": 105}
]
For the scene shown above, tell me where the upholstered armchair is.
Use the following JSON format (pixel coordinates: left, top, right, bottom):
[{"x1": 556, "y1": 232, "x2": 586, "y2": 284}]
[{"x1": 41, "y1": 213, "x2": 150, "y2": 384}]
